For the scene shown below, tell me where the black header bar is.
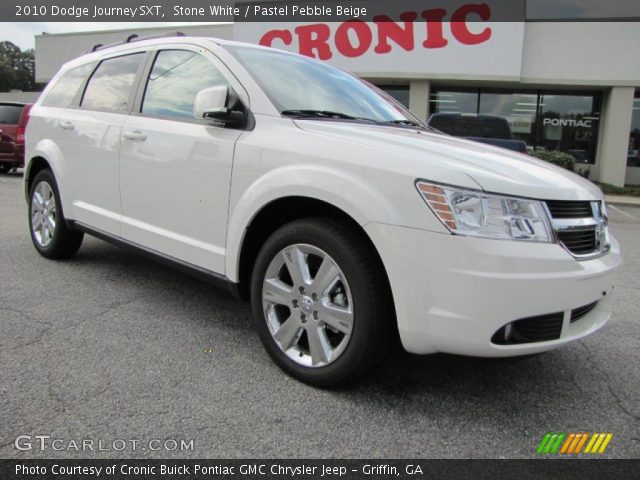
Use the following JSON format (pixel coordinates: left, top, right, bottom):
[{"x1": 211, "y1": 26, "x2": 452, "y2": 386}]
[
  {"x1": 1, "y1": 459, "x2": 639, "y2": 480},
  {"x1": 4, "y1": 0, "x2": 640, "y2": 23}
]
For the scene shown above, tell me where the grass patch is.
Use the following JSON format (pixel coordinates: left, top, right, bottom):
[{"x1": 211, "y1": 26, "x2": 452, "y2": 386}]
[{"x1": 595, "y1": 182, "x2": 640, "y2": 197}]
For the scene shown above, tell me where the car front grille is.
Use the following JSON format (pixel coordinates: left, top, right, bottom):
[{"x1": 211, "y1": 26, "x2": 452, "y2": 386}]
[
  {"x1": 544, "y1": 200, "x2": 609, "y2": 259},
  {"x1": 556, "y1": 229, "x2": 597, "y2": 255},
  {"x1": 546, "y1": 200, "x2": 593, "y2": 219},
  {"x1": 570, "y1": 301, "x2": 598, "y2": 323}
]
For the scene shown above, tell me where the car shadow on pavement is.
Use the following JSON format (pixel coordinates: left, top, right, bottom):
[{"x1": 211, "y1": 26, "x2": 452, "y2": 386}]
[
  {"x1": 43, "y1": 236, "x2": 620, "y2": 456},
  {"x1": 72, "y1": 237, "x2": 565, "y2": 397}
]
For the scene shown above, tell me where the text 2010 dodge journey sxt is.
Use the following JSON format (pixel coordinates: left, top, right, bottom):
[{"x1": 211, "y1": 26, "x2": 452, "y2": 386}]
[{"x1": 25, "y1": 35, "x2": 622, "y2": 386}]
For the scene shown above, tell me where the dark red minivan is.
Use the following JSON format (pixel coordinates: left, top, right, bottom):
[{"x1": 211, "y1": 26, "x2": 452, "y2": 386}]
[{"x1": 0, "y1": 102, "x2": 32, "y2": 173}]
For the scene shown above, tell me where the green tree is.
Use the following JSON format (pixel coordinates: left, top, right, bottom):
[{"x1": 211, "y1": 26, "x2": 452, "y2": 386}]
[{"x1": 0, "y1": 41, "x2": 37, "y2": 92}]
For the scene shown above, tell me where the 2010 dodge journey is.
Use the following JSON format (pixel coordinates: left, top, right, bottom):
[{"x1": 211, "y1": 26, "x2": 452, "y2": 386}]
[{"x1": 25, "y1": 35, "x2": 622, "y2": 386}]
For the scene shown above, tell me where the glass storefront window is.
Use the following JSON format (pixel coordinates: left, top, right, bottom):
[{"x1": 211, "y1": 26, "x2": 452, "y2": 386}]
[
  {"x1": 377, "y1": 85, "x2": 410, "y2": 108},
  {"x1": 628, "y1": 91, "x2": 640, "y2": 167},
  {"x1": 430, "y1": 90, "x2": 478, "y2": 115},
  {"x1": 538, "y1": 93, "x2": 601, "y2": 164},
  {"x1": 479, "y1": 91, "x2": 538, "y2": 147},
  {"x1": 429, "y1": 87, "x2": 602, "y2": 164}
]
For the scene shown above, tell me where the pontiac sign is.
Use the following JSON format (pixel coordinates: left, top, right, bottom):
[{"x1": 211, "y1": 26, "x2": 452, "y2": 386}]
[{"x1": 543, "y1": 118, "x2": 595, "y2": 128}]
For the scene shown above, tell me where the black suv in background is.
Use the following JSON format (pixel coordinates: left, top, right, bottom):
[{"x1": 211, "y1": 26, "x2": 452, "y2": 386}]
[{"x1": 427, "y1": 113, "x2": 528, "y2": 154}]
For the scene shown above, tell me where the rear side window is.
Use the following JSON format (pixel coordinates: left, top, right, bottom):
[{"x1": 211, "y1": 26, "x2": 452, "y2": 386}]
[
  {"x1": 0, "y1": 105, "x2": 24, "y2": 124},
  {"x1": 81, "y1": 53, "x2": 145, "y2": 113},
  {"x1": 142, "y1": 50, "x2": 230, "y2": 121},
  {"x1": 42, "y1": 64, "x2": 94, "y2": 108}
]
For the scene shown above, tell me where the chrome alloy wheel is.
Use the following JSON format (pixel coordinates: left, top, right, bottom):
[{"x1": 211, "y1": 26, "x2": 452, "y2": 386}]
[
  {"x1": 31, "y1": 181, "x2": 57, "y2": 248},
  {"x1": 262, "y1": 244, "x2": 354, "y2": 368}
]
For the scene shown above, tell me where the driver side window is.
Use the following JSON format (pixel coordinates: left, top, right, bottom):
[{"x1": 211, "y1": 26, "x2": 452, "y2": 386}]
[{"x1": 141, "y1": 50, "x2": 231, "y2": 121}]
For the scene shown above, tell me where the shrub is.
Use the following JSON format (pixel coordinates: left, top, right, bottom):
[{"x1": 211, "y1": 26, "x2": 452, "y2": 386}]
[{"x1": 532, "y1": 150, "x2": 576, "y2": 171}]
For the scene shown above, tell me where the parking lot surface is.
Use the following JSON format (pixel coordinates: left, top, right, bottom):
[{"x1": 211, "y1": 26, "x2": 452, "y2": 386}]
[{"x1": 1, "y1": 171, "x2": 638, "y2": 458}]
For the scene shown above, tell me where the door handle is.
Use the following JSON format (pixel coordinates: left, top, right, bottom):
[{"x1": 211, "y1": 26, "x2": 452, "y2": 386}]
[
  {"x1": 59, "y1": 120, "x2": 74, "y2": 130},
  {"x1": 123, "y1": 131, "x2": 147, "y2": 142}
]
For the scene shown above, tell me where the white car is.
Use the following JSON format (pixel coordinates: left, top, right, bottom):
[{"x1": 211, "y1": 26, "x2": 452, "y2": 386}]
[{"x1": 25, "y1": 35, "x2": 621, "y2": 386}]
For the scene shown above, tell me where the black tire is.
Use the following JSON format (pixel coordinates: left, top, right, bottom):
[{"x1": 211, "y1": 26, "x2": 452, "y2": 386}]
[
  {"x1": 28, "y1": 169, "x2": 83, "y2": 259},
  {"x1": 0, "y1": 164, "x2": 10, "y2": 174},
  {"x1": 250, "y1": 217, "x2": 393, "y2": 387}
]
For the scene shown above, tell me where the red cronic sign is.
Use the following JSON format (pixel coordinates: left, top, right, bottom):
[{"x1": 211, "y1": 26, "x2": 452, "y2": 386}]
[{"x1": 259, "y1": 3, "x2": 493, "y2": 60}]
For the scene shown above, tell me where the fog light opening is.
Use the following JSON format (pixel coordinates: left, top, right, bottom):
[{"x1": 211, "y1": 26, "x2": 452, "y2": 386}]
[{"x1": 504, "y1": 323, "x2": 513, "y2": 342}]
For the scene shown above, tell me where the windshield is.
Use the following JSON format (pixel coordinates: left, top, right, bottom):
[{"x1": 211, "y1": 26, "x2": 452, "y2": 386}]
[{"x1": 225, "y1": 45, "x2": 422, "y2": 126}]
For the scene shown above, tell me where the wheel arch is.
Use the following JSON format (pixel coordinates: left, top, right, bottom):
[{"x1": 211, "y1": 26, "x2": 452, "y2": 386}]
[
  {"x1": 25, "y1": 141, "x2": 75, "y2": 218},
  {"x1": 24, "y1": 156, "x2": 52, "y2": 202},
  {"x1": 232, "y1": 195, "x2": 394, "y2": 310}
]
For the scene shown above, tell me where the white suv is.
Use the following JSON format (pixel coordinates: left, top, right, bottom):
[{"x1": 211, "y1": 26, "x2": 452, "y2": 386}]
[{"x1": 26, "y1": 35, "x2": 622, "y2": 386}]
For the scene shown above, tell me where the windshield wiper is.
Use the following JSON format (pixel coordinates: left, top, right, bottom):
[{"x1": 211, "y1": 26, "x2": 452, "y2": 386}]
[
  {"x1": 382, "y1": 119, "x2": 425, "y2": 128},
  {"x1": 282, "y1": 110, "x2": 430, "y2": 129},
  {"x1": 282, "y1": 110, "x2": 374, "y2": 122}
]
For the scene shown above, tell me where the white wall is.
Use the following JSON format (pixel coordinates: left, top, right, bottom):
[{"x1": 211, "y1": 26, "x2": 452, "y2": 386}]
[
  {"x1": 34, "y1": 22, "x2": 640, "y2": 87},
  {"x1": 596, "y1": 87, "x2": 635, "y2": 186},
  {"x1": 35, "y1": 24, "x2": 233, "y2": 82},
  {"x1": 0, "y1": 91, "x2": 41, "y2": 103},
  {"x1": 521, "y1": 22, "x2": 640, "y2": 86}
]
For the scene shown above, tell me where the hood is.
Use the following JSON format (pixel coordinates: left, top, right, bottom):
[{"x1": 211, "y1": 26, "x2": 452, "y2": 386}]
[{"x1": 294, "y1": 120, "x2": 602, "y2": 201}]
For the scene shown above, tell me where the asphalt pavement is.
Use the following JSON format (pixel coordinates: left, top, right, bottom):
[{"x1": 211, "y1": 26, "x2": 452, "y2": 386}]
[{"x1": 1, "y1": 171, "x2": 638, "y2": 459}]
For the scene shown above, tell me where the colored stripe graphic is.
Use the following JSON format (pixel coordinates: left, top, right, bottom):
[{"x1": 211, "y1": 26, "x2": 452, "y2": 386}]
[
  {"x1": 560, "y1": 433, "x2": 575, "y2": 454},
  {"x1": 539, "y1": 433, "x2": 613, "y2": 455},
  {"x1": 585, "y1": 433, "x2": 614, "y2": 454},
  {"x1": 597, "y1": 433, "x2": 613, "y2": 453},
  {"x1": 584, "y1": 433, "x2": 599, "y2": 453},
  {"x1": 574, "y1": 433, "x2": 590, "y2": 453},
  {"x1": 537, "y1": 433, "x2": 565, "y2": 454},
  {"x1": 550, "y1": 433, "x2": 565, "y2": 454},
  {"x1": 537, "y1": 433, "x2": 552, "y2": 454}
]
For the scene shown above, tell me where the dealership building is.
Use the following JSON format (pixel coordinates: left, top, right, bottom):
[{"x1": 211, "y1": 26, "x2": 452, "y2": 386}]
[{"x1": 30, "y1": 16, "x2": 640, "y2": 187}]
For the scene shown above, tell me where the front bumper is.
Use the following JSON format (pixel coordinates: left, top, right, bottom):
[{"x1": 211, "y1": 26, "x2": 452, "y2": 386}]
[{"x1": 365, "y1": 223, "x2": 622, "y2": 356}]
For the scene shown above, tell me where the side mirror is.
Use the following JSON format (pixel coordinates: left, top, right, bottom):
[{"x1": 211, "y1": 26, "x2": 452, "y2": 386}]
[
  {"x1": 194, "y1": 85, "x2": 246, "y2": 128},
  {"x1": 193, "y1": 85, "x2": 229, "y2": 120}
]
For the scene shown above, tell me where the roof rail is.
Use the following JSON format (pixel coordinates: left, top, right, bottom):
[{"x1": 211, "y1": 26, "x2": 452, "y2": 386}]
[{"x1": 88, "y1": 31, "x2": 186, "y2": 53}]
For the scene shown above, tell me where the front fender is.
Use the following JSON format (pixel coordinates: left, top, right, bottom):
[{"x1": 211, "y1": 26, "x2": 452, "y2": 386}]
[{"x1": 225, "y1": 164, "x2": 398, "y2": 282}]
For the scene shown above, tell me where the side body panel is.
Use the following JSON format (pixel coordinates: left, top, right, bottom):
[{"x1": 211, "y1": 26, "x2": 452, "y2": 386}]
[
  {"x1": 57, "y1": 109, "x2": 125, "y2": 235},
  {"x1": 119, "y1": 115, "x2": 240, "y2": 272}
]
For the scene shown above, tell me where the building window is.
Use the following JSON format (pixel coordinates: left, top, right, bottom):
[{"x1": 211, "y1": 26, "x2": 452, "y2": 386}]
[
  {"x1": 537, "y1": 93, "x2": 601, "y2": 165},
  {"x1": 478, "y1": 91, "x2": 538, "y2": 147},
  {"x1": 628, "y1": 90, "x2": 640, "y2": 167},
  {"x1": 377, "y1": 85, "x2": 410, "y2": 108},
  {"x1": 430, "y1": 87, "x2": 602, "y2": 165},
  {"x1": 431, "y1": 89, "x2": 478, "y2": 115}
]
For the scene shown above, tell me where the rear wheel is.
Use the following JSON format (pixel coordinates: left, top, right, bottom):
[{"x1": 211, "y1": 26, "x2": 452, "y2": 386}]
[
  {"x1": 28, "y1": 169, "x2": 83, "y2": 259},
  {"x1": 250, "y1": 218, "x2": 393, "y2": 386},
  {"x1": 0, "y1": 164, "x2": 10, "y2": 174}
]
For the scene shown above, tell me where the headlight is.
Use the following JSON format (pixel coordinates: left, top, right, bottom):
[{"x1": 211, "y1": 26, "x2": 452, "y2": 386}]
[{"x1": 416, "y1": 181, "x2": 552, "y2": 242}]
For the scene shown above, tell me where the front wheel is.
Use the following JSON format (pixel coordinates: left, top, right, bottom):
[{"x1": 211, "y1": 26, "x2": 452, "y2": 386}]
[
  {"x1": 28, "y1": 169, "x2": 84, "y2": 259},
  {"x1": 250, "y1": 218, "x2": 393, "y2": 387}
]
